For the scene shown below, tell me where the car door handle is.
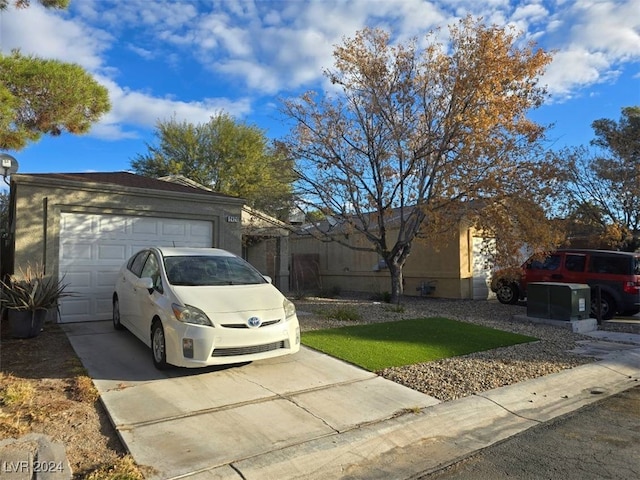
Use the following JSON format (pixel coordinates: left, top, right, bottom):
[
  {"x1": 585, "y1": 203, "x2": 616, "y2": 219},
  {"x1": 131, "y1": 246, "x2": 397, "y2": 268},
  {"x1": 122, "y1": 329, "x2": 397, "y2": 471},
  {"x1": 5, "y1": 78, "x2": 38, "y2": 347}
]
[{"x1": 551, "y1": 274, "x2": 563, "y2": 279}]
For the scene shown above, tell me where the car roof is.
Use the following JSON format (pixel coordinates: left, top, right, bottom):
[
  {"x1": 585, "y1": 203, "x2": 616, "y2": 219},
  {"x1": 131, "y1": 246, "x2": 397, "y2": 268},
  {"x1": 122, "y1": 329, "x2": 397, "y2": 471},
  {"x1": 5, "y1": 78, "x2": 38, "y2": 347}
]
[{"x1": 154, "y1": 247, "x2": 237, "y2": 258}]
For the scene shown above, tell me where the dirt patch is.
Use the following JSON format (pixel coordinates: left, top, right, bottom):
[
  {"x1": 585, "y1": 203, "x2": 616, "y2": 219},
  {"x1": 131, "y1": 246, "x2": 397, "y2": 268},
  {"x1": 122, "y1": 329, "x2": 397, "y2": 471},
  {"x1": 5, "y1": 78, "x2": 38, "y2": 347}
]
[{"x1": 0, "y1": 319, "x2": 146, "y2": 479}]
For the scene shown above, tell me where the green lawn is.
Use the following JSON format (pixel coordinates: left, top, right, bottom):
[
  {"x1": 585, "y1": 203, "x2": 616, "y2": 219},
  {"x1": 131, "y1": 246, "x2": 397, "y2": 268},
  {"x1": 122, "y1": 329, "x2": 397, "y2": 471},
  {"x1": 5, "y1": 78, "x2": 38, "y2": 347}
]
[{"x1": 302, "y1": 317, "x2": 537, "y2": 371}]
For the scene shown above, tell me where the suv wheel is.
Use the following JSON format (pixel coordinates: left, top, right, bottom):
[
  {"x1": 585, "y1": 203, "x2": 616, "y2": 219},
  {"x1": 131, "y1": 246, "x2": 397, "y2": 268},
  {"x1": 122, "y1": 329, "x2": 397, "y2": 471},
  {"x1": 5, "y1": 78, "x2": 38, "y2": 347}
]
[
  {"x1": 591, "y1": 292, "x2": 616, "y2": 321},
  {"x1": 496, "y1": 282, "x2": 519, "y2": 305}
]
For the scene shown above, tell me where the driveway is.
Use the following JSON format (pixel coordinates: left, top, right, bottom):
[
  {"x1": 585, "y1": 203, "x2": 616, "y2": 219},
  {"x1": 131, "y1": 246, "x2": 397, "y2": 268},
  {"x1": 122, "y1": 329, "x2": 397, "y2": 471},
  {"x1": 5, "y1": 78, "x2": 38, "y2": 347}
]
[
  {"x1": 62, "y1": 320, "x2": 439, "y2": 479},
  {"x1": 62, "y1": 320, "x2": 640, "y2": 480}
]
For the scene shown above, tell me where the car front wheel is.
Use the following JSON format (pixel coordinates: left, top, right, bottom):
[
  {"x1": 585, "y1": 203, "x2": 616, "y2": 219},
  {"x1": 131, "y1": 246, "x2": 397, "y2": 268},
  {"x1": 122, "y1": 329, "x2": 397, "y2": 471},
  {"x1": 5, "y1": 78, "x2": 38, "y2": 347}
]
[
  {"x1": 496, "y1": 282, "x2": 519, "y2": 305},
  {"x1": 151, "y1": 321, "x2": 169, "y2": 370}
]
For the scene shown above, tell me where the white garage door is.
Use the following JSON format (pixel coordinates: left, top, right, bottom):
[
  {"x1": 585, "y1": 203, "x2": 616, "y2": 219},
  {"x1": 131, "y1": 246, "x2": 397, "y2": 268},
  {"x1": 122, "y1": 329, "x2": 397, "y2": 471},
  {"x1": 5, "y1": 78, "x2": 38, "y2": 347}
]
[{"x1": 58, "y1": 213, "x2": 213, "y2": 323}]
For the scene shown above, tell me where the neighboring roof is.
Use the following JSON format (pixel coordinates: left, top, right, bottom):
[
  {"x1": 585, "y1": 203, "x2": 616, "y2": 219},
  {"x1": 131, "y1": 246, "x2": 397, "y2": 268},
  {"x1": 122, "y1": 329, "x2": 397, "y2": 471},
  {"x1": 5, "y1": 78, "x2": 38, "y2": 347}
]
[
  {"x1": 14, "y1": 171, "x2": 239, "y2": 199},
  {"x1": 157, "y1": 174, "x2": 214, "y2": 192}
]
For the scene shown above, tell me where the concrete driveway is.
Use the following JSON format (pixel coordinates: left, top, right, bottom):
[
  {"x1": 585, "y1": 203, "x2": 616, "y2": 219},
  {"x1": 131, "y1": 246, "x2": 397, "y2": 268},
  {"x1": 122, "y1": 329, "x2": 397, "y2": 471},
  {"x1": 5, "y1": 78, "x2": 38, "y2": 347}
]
[
  {"x1": 62, "y1": 321, "x2": 439, "y2": 479},
  {"x1": 63, "y1": 320, "x2": 640, "y2": 480}
]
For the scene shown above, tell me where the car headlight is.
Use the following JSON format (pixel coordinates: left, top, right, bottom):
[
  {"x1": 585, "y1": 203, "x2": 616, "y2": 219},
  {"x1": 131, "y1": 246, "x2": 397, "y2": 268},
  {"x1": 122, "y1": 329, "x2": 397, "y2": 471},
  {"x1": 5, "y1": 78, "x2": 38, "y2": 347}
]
[
  {"x1": 283, "y1": 298, "x2": 296, "y2": 319},
  {"x1": 172, "y1": 303, "x2": 213, "y2": 326}
]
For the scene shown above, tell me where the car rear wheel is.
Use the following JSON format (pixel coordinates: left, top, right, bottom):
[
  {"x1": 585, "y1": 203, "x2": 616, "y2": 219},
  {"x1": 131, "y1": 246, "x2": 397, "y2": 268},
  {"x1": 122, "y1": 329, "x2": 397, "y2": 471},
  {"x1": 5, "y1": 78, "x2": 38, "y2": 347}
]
[
  {"x1": 591, "y1": 292, "x2": 616, "y2": 320},
  {"x1": 496, "y1": 282, "x2": 519, "y2": 305},
  {"x1": 112, "y1": 296, "x2": 124, "y2": 330},
  {"x1": 151, "y1": 321, "x2": 168, "y2": 370}
]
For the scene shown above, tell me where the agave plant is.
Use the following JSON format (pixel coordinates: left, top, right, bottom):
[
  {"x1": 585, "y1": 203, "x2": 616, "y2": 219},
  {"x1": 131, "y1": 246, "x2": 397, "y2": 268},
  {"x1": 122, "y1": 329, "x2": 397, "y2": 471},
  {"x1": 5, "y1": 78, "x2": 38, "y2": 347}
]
[{"x1": 0, "y1": 265, "x2": 70, "y2": 312}]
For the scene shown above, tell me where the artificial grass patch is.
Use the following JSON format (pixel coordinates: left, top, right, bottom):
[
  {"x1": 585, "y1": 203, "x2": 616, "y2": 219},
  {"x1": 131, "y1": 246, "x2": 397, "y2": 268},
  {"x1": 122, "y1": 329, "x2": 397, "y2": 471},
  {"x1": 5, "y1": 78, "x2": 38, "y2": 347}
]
[{"x1": 302, "y1": 317, "x2": 537, "y2": 371}]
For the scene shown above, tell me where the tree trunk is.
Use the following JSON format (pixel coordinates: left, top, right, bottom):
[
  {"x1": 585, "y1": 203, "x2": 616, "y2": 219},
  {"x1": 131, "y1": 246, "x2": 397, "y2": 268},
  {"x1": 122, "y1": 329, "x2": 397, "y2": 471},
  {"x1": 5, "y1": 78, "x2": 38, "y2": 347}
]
[{"x1": 388, "y1": 261, "x2": 404, "y2": 304}]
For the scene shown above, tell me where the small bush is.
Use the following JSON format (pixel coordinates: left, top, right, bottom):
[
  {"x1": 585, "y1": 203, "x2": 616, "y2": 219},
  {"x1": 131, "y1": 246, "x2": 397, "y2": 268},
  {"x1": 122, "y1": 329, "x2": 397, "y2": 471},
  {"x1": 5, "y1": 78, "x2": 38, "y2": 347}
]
[
  {"x1": 0, "y1": 378, "x2": 35, "y2": 407},
  {"x1": 325, "y1": 306, "x2": 361, "y2": 322},
  {"x1": 86, "y1": 455, "x2": 147, "y2": 480}
]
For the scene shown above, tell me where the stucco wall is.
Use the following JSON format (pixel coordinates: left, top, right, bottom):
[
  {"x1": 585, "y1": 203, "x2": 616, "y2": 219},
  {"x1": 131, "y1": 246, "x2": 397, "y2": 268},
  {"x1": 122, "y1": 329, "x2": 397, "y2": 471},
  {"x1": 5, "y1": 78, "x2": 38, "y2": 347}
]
[
  {"x1": 10, "y1": 175, "x2": 244, "y2": 278},
  {"x1": 290, "y1": 222, "x2": 477, "y2": 299}
]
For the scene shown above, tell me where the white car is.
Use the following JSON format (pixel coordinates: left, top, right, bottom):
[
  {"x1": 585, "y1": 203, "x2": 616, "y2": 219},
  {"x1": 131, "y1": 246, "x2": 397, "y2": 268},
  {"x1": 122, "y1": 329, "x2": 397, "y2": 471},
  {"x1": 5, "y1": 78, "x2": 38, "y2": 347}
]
[{"x1": 113, "y1": 247, "x2": 300, "y2": 369}]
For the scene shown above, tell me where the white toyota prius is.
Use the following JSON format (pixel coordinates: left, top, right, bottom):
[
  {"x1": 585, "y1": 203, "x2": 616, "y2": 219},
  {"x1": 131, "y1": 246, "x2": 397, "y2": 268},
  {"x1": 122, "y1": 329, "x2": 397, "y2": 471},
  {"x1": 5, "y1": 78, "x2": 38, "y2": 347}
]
[{"x1": 113, "y1": 247, "x2": 300, "y2": 369}]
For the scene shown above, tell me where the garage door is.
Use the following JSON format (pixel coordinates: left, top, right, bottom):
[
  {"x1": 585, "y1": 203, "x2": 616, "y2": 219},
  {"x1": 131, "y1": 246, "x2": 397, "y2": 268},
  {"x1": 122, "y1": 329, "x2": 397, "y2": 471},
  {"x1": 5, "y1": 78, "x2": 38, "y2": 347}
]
[{"x1": 58, "y1": 213, "x2": 213, "y2": 323}]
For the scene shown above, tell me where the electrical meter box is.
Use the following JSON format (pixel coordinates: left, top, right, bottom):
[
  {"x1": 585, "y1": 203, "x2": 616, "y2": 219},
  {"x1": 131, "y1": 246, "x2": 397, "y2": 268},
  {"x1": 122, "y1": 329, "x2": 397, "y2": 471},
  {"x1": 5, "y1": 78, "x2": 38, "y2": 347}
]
[{"x1": 527, "y1": 282, "x2": 591, "y2": 321}]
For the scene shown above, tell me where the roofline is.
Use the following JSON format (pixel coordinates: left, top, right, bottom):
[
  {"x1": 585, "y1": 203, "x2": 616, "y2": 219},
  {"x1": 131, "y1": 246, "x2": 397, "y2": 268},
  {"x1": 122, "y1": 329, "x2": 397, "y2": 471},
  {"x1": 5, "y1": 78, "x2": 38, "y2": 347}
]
[{"x1": 11, "y1": 173, "x2": 245, "y2": 206}]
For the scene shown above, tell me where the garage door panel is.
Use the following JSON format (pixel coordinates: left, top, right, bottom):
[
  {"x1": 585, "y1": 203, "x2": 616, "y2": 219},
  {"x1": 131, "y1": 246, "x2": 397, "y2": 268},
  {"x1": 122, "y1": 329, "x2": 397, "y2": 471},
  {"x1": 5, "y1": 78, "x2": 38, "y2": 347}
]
[
  {"x1": 131, "y1": 218, "x2": 159, "y2": 235},
  {"x1": 60, "y1": 298, "x2": 92, "y2": 318},
  {"x1": 96, "y1": 298, "x2": 113, "y2": 319},
  {"x1": 61, "y1": 242, "x2": 93, "y2": 260},
  {"x1": 97, "y1": 270, "x2": 119, "y2": 288},
  {"x1": 59, "y1": 213, "x2": 213, "y2": 322},
  {"x1": 98, "y1": 245, "x2": 127, "y2": 261},
  {"x1": 162, "y1": 221, "x2": 187, "y2": 236},
  {"x1": 97, "y1": 216, "x2": 127, "y2": 234}
]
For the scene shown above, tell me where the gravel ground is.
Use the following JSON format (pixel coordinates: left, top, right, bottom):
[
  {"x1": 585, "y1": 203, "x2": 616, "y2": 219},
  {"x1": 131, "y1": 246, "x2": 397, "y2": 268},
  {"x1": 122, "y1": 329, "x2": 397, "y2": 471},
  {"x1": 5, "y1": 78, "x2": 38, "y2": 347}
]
[{"x1": 294, "y1": 294, "x2": 640, "y2": 402}]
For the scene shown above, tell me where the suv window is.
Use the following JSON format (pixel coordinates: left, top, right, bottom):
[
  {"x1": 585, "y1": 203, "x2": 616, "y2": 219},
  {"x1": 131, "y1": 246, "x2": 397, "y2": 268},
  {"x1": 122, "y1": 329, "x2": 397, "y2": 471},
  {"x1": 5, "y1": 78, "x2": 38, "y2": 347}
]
[
  {"x1": 565, "y1": 254, "x2": 586, "y2": 272},
  {"x1": 588, "y1": 255, "x2": 631, "y2": 275},
  {"x1": 528, "y1": 254, "x2": 561, "y2": 271}
]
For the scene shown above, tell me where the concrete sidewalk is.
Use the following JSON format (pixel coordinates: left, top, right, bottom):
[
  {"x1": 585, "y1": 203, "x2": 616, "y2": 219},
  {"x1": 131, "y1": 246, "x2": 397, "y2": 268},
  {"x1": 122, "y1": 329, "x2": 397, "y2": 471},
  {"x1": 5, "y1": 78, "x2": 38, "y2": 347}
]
[{"x1": 62, "y1": 321, "x2": 640, "y2": 480}]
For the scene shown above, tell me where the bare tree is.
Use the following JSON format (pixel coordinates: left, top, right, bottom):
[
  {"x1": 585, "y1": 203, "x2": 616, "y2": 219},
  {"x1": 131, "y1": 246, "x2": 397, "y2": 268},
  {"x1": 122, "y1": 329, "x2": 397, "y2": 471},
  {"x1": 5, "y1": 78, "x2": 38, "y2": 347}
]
[
  {"x1": 282, "y1": 17, "x2": 563, "y2": 302},
  {"x1": 560, "y1": 107, "x2": 640, "y2": 251}
]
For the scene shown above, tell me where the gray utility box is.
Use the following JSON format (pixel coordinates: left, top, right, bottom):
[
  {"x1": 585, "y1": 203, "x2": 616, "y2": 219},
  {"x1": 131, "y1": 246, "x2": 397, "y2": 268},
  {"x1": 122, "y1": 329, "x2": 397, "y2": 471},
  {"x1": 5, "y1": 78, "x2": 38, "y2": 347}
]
[{"x1": 527, "y1": 282, "x2": 591, "y2": 321}]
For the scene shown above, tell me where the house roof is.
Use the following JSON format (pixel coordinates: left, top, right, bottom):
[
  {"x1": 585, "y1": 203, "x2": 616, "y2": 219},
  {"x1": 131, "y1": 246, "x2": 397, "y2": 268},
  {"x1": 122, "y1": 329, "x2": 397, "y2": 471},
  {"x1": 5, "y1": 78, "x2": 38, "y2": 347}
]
[{"x1": 15, "y1": 171, "x2": 239, "y2": 199}]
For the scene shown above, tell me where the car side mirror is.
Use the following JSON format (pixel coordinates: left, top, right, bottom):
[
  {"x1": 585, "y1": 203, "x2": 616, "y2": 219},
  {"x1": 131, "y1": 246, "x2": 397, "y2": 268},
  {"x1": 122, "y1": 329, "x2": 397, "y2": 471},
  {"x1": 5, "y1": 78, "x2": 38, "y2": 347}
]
[
  {"x1": 263, "y1": 275, "x2": 272, "y2": 284},
  {"x1": 136, "y1": 277, "x2": 155, "y2": 292}
]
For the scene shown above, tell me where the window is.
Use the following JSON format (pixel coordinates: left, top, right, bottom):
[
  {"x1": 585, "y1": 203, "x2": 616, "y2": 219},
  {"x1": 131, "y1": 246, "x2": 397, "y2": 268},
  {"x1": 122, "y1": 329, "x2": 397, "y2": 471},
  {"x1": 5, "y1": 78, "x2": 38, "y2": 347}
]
[
  {"x1": 140, "y1": 253, "x2": 162, "y2": 292},
  {"x1": 128, "y1": 251, "x2": 149, "y2": 277},
  {"x1": 588, "y1": 255, "x2": 631, "y2": 275},
  {"x1": 565, "y1": 254, "x2": 586, "y2": 272},
  {"x1": 528, "y1": 254, "x2": 561, "y2": 271}
]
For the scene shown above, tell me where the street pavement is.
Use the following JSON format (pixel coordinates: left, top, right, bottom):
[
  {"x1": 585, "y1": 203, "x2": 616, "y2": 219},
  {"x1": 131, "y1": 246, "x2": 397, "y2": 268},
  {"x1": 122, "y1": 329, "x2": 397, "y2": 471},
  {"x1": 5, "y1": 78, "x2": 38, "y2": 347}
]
[{"x1": 421, "y1": 385, "x2": 640, "y2": 480}]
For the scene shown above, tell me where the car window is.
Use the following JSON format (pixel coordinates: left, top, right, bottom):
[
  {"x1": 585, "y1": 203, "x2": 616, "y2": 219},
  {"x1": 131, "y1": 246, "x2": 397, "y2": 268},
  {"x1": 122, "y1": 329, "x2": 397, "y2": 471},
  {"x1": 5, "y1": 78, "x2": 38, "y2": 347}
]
[
  {"x1": 588, "y1": 255, "x2": 631, "y2": 275},
  {"x1": 565, "y1": 254, "x2": 586, "y2": 272},
  {"x1": 528, "y1": 254, "x2": 561, "y2": 271},
  {"x1": 140, "y1": 252, "x2": 162, "y2": 292},
  {"x1": 128, "y1": 251, "x2": 149, "y2": 277},
  {"x1": 634, "y1": 257, "x2": 640, "y2": 275},
  {"x1": 164, "y1": 255, "x2": 267, "y2": 286}
]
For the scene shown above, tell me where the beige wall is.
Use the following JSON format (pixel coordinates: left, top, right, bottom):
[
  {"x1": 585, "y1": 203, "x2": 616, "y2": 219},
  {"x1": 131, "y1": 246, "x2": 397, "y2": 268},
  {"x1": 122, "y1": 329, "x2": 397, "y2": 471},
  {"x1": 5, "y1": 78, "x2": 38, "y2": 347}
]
[
  {"x1": 290, "y1": 222, "x2": 478, "y2": 299},
  {"x1": 10, "y1": 175, "x2": 244, "y2": 278}
]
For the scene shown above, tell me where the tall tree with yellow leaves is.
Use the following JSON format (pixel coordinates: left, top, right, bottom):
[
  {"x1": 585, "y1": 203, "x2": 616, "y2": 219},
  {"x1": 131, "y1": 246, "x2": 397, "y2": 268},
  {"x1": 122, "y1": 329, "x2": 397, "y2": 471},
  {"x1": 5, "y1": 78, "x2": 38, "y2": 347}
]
[{"x1": 282, "y1": 17, "x2": 563, "y2": 302}]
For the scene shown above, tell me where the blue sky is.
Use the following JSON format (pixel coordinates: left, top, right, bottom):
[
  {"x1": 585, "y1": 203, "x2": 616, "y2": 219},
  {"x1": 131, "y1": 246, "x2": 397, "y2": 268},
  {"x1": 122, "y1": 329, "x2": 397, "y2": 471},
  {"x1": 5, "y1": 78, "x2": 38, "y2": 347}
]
[{"x1": 1, "y1": 0, "x2": 639, "y2": 176}]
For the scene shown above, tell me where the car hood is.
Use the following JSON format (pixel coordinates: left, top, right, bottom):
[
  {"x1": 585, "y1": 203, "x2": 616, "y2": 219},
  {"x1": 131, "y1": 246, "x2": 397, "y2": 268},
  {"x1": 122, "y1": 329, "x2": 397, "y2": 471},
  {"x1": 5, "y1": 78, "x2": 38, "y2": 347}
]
[{"x1": 171, "y1": 283, "x2": 283, "y2": 314}]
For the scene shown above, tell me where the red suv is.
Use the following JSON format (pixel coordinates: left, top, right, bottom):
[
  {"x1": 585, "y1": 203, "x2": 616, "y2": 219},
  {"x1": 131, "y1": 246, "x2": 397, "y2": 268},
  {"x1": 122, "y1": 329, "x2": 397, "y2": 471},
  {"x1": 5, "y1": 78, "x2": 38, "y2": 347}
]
[{"x1": 491, "y1": 249, "x2": 640, "y2": 319}]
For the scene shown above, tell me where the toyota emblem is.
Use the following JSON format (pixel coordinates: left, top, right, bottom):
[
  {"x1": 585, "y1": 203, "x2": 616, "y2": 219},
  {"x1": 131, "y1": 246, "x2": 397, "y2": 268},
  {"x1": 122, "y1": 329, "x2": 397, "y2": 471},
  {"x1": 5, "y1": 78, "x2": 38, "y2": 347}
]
[{"x1": 247, "y1": 316, "x2": 261, "y2": 328}]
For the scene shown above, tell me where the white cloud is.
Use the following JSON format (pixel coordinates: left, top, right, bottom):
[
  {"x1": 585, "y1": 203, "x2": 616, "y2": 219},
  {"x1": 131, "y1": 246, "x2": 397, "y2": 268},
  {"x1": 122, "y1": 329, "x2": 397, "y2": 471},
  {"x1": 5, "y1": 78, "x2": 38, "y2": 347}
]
[
  {"x1": 3, "y1": 0, "x2": 639, "y2": 140},
  {"x1": 89, "y1": 76, "x2": 253, "y2": 140},
  {"x1": 0, "y1": 5, "x2": 109, "y2": 71}
]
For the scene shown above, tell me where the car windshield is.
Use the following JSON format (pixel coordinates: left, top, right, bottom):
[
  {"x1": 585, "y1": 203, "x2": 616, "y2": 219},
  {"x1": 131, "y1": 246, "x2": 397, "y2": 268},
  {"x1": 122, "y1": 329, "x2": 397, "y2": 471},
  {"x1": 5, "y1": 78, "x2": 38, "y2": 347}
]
[{"x1": 164, "y1": 255, "x2": 267, "y2": 286}]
